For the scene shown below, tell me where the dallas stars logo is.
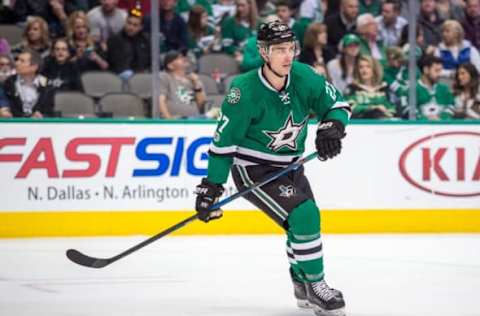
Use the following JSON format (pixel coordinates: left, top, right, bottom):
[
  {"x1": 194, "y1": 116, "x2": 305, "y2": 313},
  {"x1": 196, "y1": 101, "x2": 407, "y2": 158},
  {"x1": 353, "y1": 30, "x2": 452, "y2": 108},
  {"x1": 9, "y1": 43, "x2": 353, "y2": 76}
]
[
  {"x1": 263, "y1": 113, "x2": 307, "y2": 151},
  {"x1": 279, "y1": 91, "x2": 290, "y2": 104}
]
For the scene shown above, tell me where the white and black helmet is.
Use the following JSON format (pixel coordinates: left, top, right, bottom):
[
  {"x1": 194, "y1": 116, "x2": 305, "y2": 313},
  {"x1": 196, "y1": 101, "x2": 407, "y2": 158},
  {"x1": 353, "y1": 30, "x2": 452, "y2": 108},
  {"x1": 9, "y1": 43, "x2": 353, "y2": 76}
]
[{"x1": 257, "y1": 21, "x2": 296, "y2": 47}]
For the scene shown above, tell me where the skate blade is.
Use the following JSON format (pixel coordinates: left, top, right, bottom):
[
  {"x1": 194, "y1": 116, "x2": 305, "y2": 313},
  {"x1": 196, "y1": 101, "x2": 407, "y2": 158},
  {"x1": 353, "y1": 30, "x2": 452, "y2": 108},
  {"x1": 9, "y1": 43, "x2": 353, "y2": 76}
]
[
  {"x1": 313, "y1": 306, "x2": 346, "y2": 316},
  {"x1": 297, "y1": 299, "x2": 313, "y2": 309}
]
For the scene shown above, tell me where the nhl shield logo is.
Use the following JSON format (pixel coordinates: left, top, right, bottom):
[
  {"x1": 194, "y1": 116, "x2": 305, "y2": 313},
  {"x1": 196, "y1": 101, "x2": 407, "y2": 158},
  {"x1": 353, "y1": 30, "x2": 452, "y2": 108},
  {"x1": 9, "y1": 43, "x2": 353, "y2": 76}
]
[
  {"x1": 279, "y1": 185, "x2": 296, "y2": 198},
  {"x1": 226, "y1": 87, "x2": 241, "y2": 104}
]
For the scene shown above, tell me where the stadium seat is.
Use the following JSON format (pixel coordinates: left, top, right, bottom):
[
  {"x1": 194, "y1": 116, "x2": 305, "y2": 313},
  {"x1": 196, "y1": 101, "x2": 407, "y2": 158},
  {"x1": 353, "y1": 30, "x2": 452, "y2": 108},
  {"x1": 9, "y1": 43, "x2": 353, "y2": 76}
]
[
  {"x1": 198, "y1": 73, "x2": 219, "y2": 95},
  {"x1": 0, "y1": 24, "x2": 23, "y2": 46},
  {"x1": 128, "y1": 72, "x2": 152, "y2": 99},
  {"x1": 99, "y1": 92, "x2": 146, "y2": 118},
  {"x1": 54, "y1": 91, "x2": 96, "y2": 118},
  {"x1": 198, "y1": 53, "x2": 239, "y2": 76},
  {"x1": 81, "y1": 71, "x2": 123, "y2": 98}
]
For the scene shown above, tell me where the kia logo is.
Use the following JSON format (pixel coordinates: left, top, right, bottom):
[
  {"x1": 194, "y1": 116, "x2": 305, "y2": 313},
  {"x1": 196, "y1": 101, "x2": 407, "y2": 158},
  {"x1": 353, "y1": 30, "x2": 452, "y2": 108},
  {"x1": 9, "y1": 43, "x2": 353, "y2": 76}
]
[{"x1": 399, "y1": 131, "x2": 480, "y2": 197}]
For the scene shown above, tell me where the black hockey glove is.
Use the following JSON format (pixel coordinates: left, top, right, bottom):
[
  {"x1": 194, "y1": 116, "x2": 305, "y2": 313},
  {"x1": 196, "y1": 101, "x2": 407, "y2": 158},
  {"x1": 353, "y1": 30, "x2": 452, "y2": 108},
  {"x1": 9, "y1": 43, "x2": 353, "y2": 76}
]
[
  {"x1": 195, "y1": 178, "x2": 225, "y2": 223},
  {"x1": 315, "y1": 120, "x2": 346, "y2": 161}
]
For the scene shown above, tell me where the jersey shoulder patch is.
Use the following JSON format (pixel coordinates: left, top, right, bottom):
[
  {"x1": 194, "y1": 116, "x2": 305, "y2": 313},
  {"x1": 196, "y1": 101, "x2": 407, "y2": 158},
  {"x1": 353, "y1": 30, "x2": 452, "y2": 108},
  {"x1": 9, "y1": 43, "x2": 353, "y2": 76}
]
[{"x1": 226, "y1": 86, "x2": 241, "y2": 104}]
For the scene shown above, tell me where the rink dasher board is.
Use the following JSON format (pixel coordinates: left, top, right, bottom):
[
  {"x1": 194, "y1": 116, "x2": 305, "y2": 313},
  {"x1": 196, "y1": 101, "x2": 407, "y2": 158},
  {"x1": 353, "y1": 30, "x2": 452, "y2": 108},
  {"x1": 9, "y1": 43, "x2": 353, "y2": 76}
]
[{"x1": 0, "y1": 119, "x2": 479, "y2": 237}]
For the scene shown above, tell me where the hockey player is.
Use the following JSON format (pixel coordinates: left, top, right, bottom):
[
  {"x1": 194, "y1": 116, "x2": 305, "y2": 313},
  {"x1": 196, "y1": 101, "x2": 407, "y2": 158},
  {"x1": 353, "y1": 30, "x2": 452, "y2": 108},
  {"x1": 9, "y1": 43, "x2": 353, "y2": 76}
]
[{"x1": 194, "y1": 21, "x2": 350, "y2": 316}]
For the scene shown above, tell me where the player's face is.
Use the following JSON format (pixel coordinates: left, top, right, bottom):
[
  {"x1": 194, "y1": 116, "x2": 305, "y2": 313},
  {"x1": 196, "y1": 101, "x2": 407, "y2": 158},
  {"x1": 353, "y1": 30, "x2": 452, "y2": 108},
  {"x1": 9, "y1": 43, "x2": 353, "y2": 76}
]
[{"x1": 268, "y1": 41, "x2": 295, "y2": 75}]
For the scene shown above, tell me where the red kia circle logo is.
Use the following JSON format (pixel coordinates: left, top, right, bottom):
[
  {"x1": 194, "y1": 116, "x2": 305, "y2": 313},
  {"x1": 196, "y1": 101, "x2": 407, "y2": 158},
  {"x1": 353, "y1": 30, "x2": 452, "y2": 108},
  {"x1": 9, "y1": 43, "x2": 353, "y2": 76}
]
[{"x1": 399, "y1": 131, "x2": 480, "y2": 197}]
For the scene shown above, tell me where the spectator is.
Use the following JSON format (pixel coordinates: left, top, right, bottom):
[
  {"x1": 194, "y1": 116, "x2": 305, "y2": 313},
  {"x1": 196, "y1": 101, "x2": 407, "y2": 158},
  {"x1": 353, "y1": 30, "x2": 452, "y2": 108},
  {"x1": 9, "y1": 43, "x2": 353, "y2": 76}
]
[
  {"x1": 453, "y1": 62, "x2": 480, "y2": 118},
  {"x1": 211, "y1": 0, "x2": 236, "y2": 26},
  {"x1": 418, "y1": 0, "x2": 444, "y2": 46},
  {"x1": 345, "y1": 54, "x2": 395, "y2": 119},
  {"x1": 375, "y1": 0, "x2": 407, "y2": 47},
  {"x1": 358, "y1": 0, "x2": 381, "y2": 15},
  {"x1": 144, "y1": 0, "x2": 188, "y2": 53},
  {"x1": 157, "y1": 50, "x2": 206, "y2": 118},
  {"x1": 356, "y1": 13, "x2": 385, "y2": 61},
  {"x1": 176, "y1": 0, "x2": 213, "y2": 21},
  {"x1": 298, "y1": 0, "x2": 327, "y2": 22},
  {"x1": 118, "y1": 0, "x2": 151, "y2": 15},
  {"x1": 187, "y1": 5, "x2": 219, "y2": 58},
  {"x1": 434, "y1": 20, "x2": 480, "y2": 79},
  {"x1": 299, "y1": 23, "x2": 336, "y2": 68},
  {"x1": 276, "y1": 0, "x2": 309, "y2": 47},
  {"x1": 2, "y1": 49, "x2": 54, "y2": 118},
  {"x1": 107, "y1": 8, "x2": 150, "y2": 81},
  {"x1": 327, "y1": 33, "x2": 361, "y2": 92},
  {"x1": 0, "y1": 54, "x2": 15, "y2": 117},
  {"x1": 324, "y1": 0, "x2": 358, "y2": 56},
  {"x1": 399, "y1": 24, "x2": 436, "y2": 58},
  {"x1": 67, "y1": 11, "x2": 109, "y2": 72},
  {"x1": 221, "y1": 0, "x2": 258, "y2": 56},
  {"x1": 11, "y1": 16, "x2": 51, "y2": 59},
  {"x1": 41, "y1": 38, "x2": 83, "y2": 91},
  {"x1": 462, "y1": 0, "x2": 480, "y2": 50},
  {"x1": 436, "y1": 0, "x2": 465, "y2": 21},
  {"x1": 13, "y1": 0, "x2": 85, "y2": 37},
  {"x1": 398, "y1": 54, "x2": 454, "y2": 120},
  {"x1": 87, "y1": 0, "x2": 127, "y2": 47}
]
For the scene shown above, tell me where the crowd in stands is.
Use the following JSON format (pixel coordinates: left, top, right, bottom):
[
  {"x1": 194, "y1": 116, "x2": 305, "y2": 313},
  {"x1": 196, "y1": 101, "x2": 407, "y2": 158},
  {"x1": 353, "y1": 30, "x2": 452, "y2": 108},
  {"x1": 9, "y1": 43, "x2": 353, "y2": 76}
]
[{"x1": 0, "y1": 0, "x2": 479, "y2": 119}]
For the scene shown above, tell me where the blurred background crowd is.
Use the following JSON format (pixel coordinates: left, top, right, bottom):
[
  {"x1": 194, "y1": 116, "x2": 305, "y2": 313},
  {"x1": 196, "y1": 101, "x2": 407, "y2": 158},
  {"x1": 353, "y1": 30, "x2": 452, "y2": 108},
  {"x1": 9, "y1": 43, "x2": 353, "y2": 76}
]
[{"x1": 0, "y1": 0, "x2": 479, "y2": 120}]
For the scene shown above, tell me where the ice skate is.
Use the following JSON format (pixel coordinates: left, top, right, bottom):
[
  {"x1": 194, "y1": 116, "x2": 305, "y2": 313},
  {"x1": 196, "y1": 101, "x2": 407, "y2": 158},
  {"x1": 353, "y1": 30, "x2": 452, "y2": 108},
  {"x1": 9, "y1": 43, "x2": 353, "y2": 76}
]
[
  {"x1": 290, "y1": 269, "x2": 313, "y2": 309},
  {"x1": 305, "y1": 280, "x2": 346, "y2": 316}
]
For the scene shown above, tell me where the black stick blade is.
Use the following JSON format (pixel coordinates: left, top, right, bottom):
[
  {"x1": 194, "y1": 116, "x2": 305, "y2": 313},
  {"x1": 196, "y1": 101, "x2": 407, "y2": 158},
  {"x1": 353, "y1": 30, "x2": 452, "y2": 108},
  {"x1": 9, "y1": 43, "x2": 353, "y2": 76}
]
[{"x1": 66, "y1": 249, "x2": 111, "y2": 268}]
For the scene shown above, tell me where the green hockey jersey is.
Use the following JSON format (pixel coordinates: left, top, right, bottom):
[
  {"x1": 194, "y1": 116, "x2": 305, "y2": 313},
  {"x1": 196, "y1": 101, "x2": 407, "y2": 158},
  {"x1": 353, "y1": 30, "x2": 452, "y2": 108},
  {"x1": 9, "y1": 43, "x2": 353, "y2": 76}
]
[
  {"x1": 398, "y1": 79, "x2": 454, "y2": 120},
  {"x1": 207, "y1": 62, "x2": 351, "y2": 184}
]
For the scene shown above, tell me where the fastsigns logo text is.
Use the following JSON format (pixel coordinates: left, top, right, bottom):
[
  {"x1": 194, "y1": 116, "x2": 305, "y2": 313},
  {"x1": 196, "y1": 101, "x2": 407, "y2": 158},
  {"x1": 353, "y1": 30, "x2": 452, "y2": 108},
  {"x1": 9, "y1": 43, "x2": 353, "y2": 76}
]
[
  {"x1": 399, "y1": 131, "x2": 480, "y2": 197},
  {"x1": 0, "y1": 137, "x2": 212, "y2": 178}
]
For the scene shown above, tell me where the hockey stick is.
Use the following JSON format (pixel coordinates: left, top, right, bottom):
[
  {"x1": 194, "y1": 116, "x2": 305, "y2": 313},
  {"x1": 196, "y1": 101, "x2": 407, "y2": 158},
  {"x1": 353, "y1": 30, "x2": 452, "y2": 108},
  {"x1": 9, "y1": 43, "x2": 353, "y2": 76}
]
[{"x1": 66, "y1": 151, "x2": 319, "y2": 268}]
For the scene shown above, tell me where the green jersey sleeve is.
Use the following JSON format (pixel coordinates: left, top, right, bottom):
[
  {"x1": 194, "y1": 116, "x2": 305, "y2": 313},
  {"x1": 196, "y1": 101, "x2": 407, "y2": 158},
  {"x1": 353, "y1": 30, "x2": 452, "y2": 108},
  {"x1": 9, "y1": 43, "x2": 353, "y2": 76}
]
[{"x1": 207, "y1": 81, "x2": 251, "y2": 184}]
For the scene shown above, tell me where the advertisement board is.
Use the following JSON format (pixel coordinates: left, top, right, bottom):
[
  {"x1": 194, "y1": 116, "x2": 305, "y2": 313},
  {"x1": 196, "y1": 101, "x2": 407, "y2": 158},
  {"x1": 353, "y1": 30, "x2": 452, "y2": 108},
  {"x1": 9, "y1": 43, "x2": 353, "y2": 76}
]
[{"x1": 0, "y1": 120, "x2": 479, "y2": 236}]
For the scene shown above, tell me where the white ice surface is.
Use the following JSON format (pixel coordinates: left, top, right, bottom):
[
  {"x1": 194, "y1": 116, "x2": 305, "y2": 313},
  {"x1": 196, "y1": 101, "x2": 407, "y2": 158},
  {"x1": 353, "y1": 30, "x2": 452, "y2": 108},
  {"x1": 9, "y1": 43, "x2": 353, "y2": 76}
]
[{"x1": 0, "y1": 234, "x2": 479, "y2": 316}]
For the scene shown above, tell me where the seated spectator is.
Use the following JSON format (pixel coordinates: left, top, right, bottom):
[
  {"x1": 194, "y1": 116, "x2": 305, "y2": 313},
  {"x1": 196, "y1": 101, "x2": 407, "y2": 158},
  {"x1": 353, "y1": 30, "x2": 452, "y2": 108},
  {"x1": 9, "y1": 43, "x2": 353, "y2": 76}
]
[
  {"x1": 11, "y1": 16, "x2": 51, "y2": 59},
  {"x1": 434, "y1": 20, "x2": 480, "y2": 79},
  {"x1": 359, "y1": 0, "x2": 381, "y2": 15},
  {"x1": 157, "y1": 50, "x2": 206, "y2": 118},
  {"x1": 2, "y1": 49, "x2": 54, "y2": 118},
  {"x1": 187, "y1": 5, "x2": 219, "y2": 58},
  {"x1": 107, "y1": 8, "x2": 150, "y2": 81},
  {"x1": 144, "y1": 0, "x2": 188, "y2": 53},
  {"x1": 0, "y1": 54, "x2": 15, "y2": 117},
  {"x1": 13, "y1": 0, "x2": 85, "y2": 38},
  {"x1": 462, "y1": 0, "x2": 480, "y2": 50},
  {"x1": 298, "y1": 0, "x2": 326, "y2": 22},
  {"x1": 176, "y1": 0, "x2": 213, "y2": 21},
  {"x1": 211, "y1": 0, "x2": 236, "y2": 26},
  {"x1": 418, "y1": 0, "x2": 444, "y2": 47},
  {"x1": 276, "y1": 0, "x2": 309, "y2": 47},
  {"x1": 436, "y1": 0, "x2": 465, "y2": 21},
  {"x1": 356, "y1": 13, "x2": 385, "y2": 61},
  {"x1": 299, "y1": 23, "x2": 335, "y2": 68},
  {"x1": 453, "y1": 62, "x2": 480, "y2": 119},
  {"x1": 399, "y1": 24, "x2": 436, "y2": 59},
  {"x1": 324, "y1": 0, "x2": 358, "y2": 56},
  {"x1": 345, "y1": 55, "x2": 395, "y2": 119},
  {"x1": 41, "y1": 38, "x2": 83, "y2": 91},
  {"x1": 221, "y1": 0, "x2": 258, "y2": 56},
  {"x1": 398, "y1": 54, "x2": 455, "y2": 120},
  {"x1": 68, "y1": 11, "x2": 109, "y2": 72},
  {"x1": 375, "y1": 0, "x2": 407, "y2": 47},
  {"x1": 327, "y1": 33, "x2": 361, "y2": 93},
  {"x1": 87, "y1": 0, "x2": 127, "y2": 48}
]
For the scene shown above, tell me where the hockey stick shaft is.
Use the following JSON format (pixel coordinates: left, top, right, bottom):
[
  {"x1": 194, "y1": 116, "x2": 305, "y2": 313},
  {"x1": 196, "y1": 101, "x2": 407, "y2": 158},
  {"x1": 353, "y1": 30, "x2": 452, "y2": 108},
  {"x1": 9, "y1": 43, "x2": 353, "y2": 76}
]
[{"x1": 66, "y1": 151, "x2": 318, "y2": 268}]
